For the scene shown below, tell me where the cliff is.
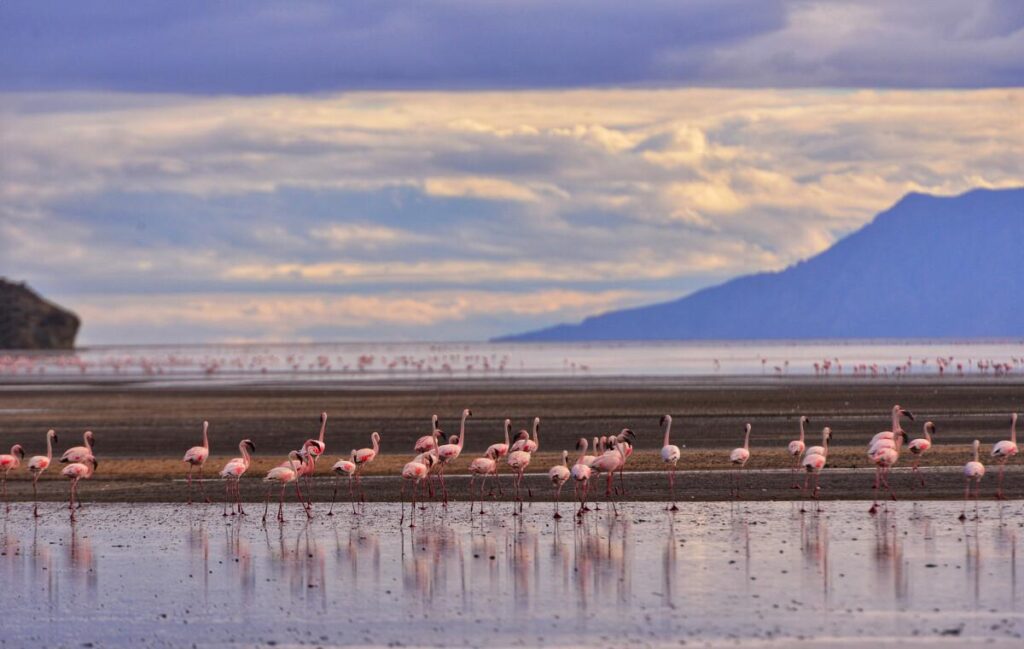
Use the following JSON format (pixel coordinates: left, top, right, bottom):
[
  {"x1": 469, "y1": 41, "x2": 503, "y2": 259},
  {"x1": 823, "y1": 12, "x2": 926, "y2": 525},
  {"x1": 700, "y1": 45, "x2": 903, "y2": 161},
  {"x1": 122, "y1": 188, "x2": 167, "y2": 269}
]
[{"x1": 0, "y1": 279, "x2": 80, "y2": 349}]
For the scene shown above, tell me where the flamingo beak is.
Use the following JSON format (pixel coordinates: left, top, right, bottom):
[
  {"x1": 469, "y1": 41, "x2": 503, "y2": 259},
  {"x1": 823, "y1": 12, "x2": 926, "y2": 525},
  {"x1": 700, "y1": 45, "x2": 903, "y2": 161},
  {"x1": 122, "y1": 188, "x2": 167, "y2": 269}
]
[{"x1": 902, "y1": 410, "x2": 915, "y2": 421}]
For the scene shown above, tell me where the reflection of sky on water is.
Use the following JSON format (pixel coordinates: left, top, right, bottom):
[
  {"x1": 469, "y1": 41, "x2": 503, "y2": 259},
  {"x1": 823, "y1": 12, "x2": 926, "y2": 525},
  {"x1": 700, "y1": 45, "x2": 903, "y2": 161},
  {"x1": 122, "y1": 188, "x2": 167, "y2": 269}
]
[{"x1": 0, "y1": 502, "x2": 1021, "y2": 646}]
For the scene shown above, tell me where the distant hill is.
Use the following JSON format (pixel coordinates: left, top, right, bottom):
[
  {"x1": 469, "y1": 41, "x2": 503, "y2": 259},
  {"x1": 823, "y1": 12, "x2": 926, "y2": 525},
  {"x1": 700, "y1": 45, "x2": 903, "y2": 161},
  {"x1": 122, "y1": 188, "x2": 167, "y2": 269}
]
[
  {"x1": 497, "y1": 187, "x2": 1024, "y2": 341},
  {"x1": 0, "y1": 279, "x2": 80, "y2": 349}
]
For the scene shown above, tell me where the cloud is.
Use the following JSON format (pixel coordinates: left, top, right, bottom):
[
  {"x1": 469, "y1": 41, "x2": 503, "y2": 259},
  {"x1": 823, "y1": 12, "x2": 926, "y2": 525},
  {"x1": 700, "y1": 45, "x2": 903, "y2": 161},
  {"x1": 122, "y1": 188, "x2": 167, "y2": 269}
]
[{"x1": 0, "y1": 2, "x2": 1020, "y2": 94}]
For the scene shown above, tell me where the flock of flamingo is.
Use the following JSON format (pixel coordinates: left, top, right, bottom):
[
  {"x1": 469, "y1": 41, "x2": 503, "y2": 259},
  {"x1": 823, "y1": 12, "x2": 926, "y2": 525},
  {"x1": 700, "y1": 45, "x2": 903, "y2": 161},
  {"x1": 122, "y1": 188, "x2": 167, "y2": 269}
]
[{"x1": 0, "y1": 406, "x2": 1018, "y2": 525}]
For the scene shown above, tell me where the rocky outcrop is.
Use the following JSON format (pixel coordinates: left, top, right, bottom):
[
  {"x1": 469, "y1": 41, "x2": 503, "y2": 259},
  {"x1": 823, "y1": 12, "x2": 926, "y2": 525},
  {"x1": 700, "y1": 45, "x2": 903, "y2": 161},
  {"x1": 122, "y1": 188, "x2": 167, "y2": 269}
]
[{"x1": 0, "y1": 279, "x2": 80, "y2": 349}]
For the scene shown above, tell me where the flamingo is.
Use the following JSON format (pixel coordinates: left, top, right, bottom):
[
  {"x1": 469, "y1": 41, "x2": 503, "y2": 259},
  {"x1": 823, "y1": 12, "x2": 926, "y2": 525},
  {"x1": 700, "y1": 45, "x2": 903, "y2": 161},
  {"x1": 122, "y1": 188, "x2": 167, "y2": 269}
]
[
  {"x1": 606, "y1": 428, "x2": 635, "y2": 494},
  {"x1": 182, "y1": 420, "x2": 211, "y2": 504},
  {"x1": 788, "y1": 416, "x2": 809, "y2": 488},
  {"x1": 262, "y1": 450, "x2": 303, "y2": 523},
  {"x1": 60, "y1": 430, "x2": 95, "y2": 464},
  {"x1": 328, "y1": 451, "x2": 357, "y2": 516},
  {"x1": 869, "y1": 405, "x2": 915, "y2": 447},
  {"x1": 437, "y1": 409, "x2": 471, "y2": 504},
  {"x1": 960, "y1": 439, "x2": 985, "y2": 521},
  {"x1": 507, "y1": 442, "x2": 532, "y2": 514},
  {"x1": 413, "y1": 414, "x2": 442, "y2": 453},
  {"x1": 27, "y1": 429, "x2": 58, "y2": 518},
  {"x1": 352, "y1": 431, "x2": 381, "y2": 506},
  {"x1": 400, "y1": 453, "x2": 437, "y2": 527},
  {"x1": 305, "y1": 412, "x2": 328, "y2": 457},
  {"x1": 582, "y1": 437, "x2": 599, "y2": 468},
  {"x1": 548, "y1": 450, "x2": 570, "y2": 519},
  {"x1": 281, "y1": 440, "x2": 318, "y2": 514},
  {"x1": 0, "y1": 444, "x2": 25, "y2": 512},
  {"x1": 467, "y1": 449, "x2": 498, "y2": 514},
  {"x1": 991, "y1": 413, "x2": 1018, "y2": 499},
  {"x1": 570, "y1": 438, "x2": 593, "y2": 517},
  {"x1": 61, "y1": 456, "x2": 97, "y2": 521},
  {"x1": 483, "y1": 419, "x2": 512, "y2": 496},
  {"x1": 218, "y1": 439, "x2": 255, "y2": 516},
  {"x1": 907, "y1": 421, "x2": 935, "y2": 487},
  {"x1": 511, "y1": 417, "x2": 540, "y2": 453},
  {"x1": 801, "y1": 427, "x2": 831, "y2": 510},
  {"x1": 868, "y1": 430, "x2": 907, "y2": 514},
  {"x1": 660, "y1": 415, "x2": 682, "y2": 511},
  {"x1": 729, "y1": 424, "x2": 752, "y2": 499},
  {"x1": 590, "y1": 442, "x2": 627, "y2": 515}
]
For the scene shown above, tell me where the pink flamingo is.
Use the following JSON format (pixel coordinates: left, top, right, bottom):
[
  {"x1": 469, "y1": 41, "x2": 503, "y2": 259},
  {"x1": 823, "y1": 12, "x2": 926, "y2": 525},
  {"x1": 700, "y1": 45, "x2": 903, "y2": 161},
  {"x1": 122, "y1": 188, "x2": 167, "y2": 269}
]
[
  {"x1": 869, "y1": 405, "x2": 915, "y2": 447},
  {"x1": 484, "y1": 419, "x2": 512, "y2": 496},
  {"x1": 400, "y1": 454, "x2": 437, "y2": 527},
  {"x1": 570, "y1": 438, "x2": 593, "y2": 517},
  {"x1": 660, "y1": 415, "x2": 682, "y2": 511},
  {"x1": 507, "y1": 441, "x2": 532, "y2": 514},
  {"x1": 352, "y1": 431, "x2": 381, "y2": 506},
  {"x1": 61, "y1": 456, "x2": 97, "y2": 521},
  {"x1": 437, "y1": 409, "x2": 471, "y2": 504},
  {"x1": 467, "y1": 449, "x2": 498, "y2": 514},
  {"x1": 413, "y1": 415, "x2": 442, "y2": 453},
  {"x1": 907, "y1": 421, "x2": 935, "y2": 487},
  {"x1": 801, "y1": 427, "x2": 831, "y2": 510},
  {"x1": 0, "y1": 444, "x2": 25, "y2": 512},
  {"x1": 182, "y1": 420, "x2": 211, "y2": 504},
  {"x1": 590, "y1": 441, "x2": 627, "y2": 515},
  {"x1": 548, "y1": 450, "x2": 570, "y2": 519},
  {"x1": 991, "y1": 413, "x2": 1018, "y2": 499},
  {"x1": 279, "y1": 440, "x2": 318, "y2": 515},
  {"x1": 305, "y1": 412, "x2": 328, "y2": 457},
  {"x1": 218, "y1": 439, "x2": 255, "y2": 516},
  {"x1": 960, "y1": 439, "x2": 985, "y2": 521},
  {"x1": 60, "y1": 430, "x2": 95, "y2": 464},
  {"x1": 605, "y1": 428, "x2": 635, "y2": 494},
  {"x1": 868, "y1": 430, "x2": 906, "y2": 514},
  {"x1": 262, "y1": 450, "x2": 303, "y2": 523},
  {"x1": 729, "y1": 424, "x2": 752, "y2": 499},
  {"x1": 27, "y1": 429, "x2": 58, "y2": 518},
  {"x1": 328, "y1": 451, "x2": 357, "y2": 516},
  {"x1": 788, "y1": 416, "x2": 809, "y2": 488},
  {"x1": 511, "y1": 417, "x2": 540, "y2": 453}
]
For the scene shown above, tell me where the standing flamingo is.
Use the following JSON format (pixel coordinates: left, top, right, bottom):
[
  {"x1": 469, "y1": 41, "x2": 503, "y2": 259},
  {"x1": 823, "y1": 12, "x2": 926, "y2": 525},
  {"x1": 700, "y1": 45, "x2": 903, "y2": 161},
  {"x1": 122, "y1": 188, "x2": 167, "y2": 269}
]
[
  {"x1": 0, "y1": 444, "x2": 25, "y2": 512},
  {"x1": 660, "y1": 415, "x2": 682, "y2": 511},
  {"x1": 869, "y1": 405, "x2": 915, "y2": 447},
  {"x1": 991, "y1": 413, "x2": 1018, "y2": 499},
  {"x1": 61, "y1": 456, "x2": 97, "y2": 521},
  {"x1": 27, "y1": 429, "x2": 58, "y2": 518},
  {"x1": 400, "y1": 454, "x2": 437, "y2": 527},
  {"x1": 60, "y1": 430, "x2": 95, "y2": 464},
  {"x1": 507, "y1": 441, "x2": 532, "y2": 514},
  {"x1": 570, "y1": 438, "x2": 593, "y2": 517},
  {"x1": 182, "y1": 420, "x2": 211, "y2": 504},
  {"x1": 548, "y1": 450, "x2": 571, "y2": 519},
  {"x1": 907, "y1": 421, "x2": 935, "y2": 487},
  {"x1": 868, "y1": 430, "x2": 907, "y2": 514},
  {"x1": 467, "y1": 449, "x2": 498, "y2": 514},
  {"x1": 590, "y1": 442, "x2": 627, "y2": 515},
  {"x1": 511, "y1": 417, "x2": 540, "y2": 453},
  {"x1": 306, "y1": 411, "x2": 328, "y2": 457},
  {"x1": 801, "y1": 427, "x2": 831, "y2": 510},
  {"x1": 729, "y1": 424, "x2": 752, "y2": 499},
  {"x1": 484, "y1": 419, "x2": 512, "y2": 496},
  {"x1": 437, "y1": 409, "x2": 471, "y2": 505},
  {"x1": 262, "y1": 450, "x2": 303, "y2": 523},
  {"x1": 606, "y1": 428, "x2": 635, "y2": 494},
  {"x1": 352, "y1": 431, "x2": 381, "y2": 506},
  {"x1": 788, "y1": 416, "x2": 809, "y2": 488},
  {"x1": 960, "y1": 439, "x2": 985, "y2": 521},
  {"x1": 413, "y1": 415, "x2": 442, "y2": 453},
  {"x1": 218, "y1": 439, "x2": 255, "y2": 516},
  {"x1": 283, "y1": 441, "x2": 318, "y2": 515},
  {"x1": 328, "y1": 451, "x2": 357, "y2": 516}
]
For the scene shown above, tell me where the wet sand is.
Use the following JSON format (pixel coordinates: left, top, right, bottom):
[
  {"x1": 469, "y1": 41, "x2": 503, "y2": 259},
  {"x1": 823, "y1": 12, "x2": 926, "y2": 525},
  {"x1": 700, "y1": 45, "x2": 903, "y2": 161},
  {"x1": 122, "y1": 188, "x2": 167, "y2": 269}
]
[
  {"x1": 1, "y1": 376, "x2": 1022, "y2": 502},
  {"x1": 0, "y1": 502, "x2": 1021, "y2": 648}
]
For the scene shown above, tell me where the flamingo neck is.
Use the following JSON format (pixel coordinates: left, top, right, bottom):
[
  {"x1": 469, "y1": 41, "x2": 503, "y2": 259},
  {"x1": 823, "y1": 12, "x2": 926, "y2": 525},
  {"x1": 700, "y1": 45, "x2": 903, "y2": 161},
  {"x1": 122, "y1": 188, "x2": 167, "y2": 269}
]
[
  {"x1": 973, "y1": 442, "x2": 980, "y2": 463},
  {"x1": 45, "y1": 433, "x2": 53, "y2": 460},
  {"x1": 662, "y1": 417, "x2": 672, "y2": 448},
  {"x1": 240, "y1": 443, "x2": 251, "y2": 466},
  {"x1": 576, "y1": 440, "x2": 588, "y2": 464},
  {"x1": 458, "y1": 412, "x2": 469, "y2": 449},
  {"x1": 924, "y1": 426, "x2": 932, "y2": 444},
  {"x1": 1012, "y1": 415, "x2": 1017, "y2": 445},
  {"x1": 532, "y1": 418, "x2": 540, "y2": 446},
  {"x1": 504, "y1": 421, "x2": 511, "y2": 448},
  {"x1": 372, "y1": 433, "x2": 380, "y2": 454},
  {"x1": 84, "y1": 432, "x2": 93, "y2": 451},
  {"x1": 318, "y1": 416, "x2": 327, "y2": 445},
  {"x1": 891, "y1": 410, "x2": 902, "y2": 434},
  {"x1": 799, "y1": 419, "x2": 806, "y2": 443},
  {"x1": 743, "y1": 428, "x2": 750, "y2": 450},
  {"x1": 202, "y1": 422, "x2": 209, "y2": 449},
  {"x1": 562, "y1": 451, "x2": 569, "y2": 467}
]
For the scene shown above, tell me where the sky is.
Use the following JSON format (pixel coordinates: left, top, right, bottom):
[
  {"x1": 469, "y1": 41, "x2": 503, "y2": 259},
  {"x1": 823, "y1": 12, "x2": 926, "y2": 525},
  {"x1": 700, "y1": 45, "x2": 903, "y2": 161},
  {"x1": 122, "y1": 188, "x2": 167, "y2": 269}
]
[{"x1": 1, "y1": 1, "x2": 1022, "y2": 344}]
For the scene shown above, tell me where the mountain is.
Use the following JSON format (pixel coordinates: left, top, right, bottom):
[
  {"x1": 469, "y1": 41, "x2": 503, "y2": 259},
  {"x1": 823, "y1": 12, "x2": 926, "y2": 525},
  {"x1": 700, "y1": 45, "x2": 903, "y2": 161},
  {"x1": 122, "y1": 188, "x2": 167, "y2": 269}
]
[
  {"x1": 497, "y1": 187, "x2": 1024, "y2": 341},
  {"x1": 0, "y1": 279, "x2": 80, "y2": 349}
]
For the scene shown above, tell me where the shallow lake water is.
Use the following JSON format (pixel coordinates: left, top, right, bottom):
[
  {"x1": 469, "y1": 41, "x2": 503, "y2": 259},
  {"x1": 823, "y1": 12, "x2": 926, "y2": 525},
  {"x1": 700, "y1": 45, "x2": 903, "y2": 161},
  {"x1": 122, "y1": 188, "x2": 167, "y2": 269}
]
[{"x1": 1, "y1": 501, "x2": 1022, "y2": 647}]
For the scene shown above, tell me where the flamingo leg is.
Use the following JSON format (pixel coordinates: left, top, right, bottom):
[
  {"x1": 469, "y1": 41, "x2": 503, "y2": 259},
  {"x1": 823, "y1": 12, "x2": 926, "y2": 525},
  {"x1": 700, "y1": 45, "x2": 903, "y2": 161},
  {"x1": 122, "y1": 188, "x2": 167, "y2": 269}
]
[
  {"x1": 468, "y1": 475, "x2": 476, "y2": 515},
  {"x1": 438, "y1": 467, "x2": 448, "y2": 506},
  {"x1": 32, "y1": 475, "x2": 40, "y2": 518},
  {"x1": 328, "y1": 477, "x2": 339, "y2": 516},
  {"x1": 69, "y1": 479, "x2": 76, "y2": 521},
  {"x1": 791, "y1": 457, "x2": 801, "y2": 488},
  {"x1": 278, "y1": 485, "x2": 286, "y2": 521},
  {"x1": 399, "y1": 481, "x2": 406, "y2": 526},
  {"x1": 478, "y1": 475, "x2": 488, "y2": 514},
  {"x1": 409, "y1": 480, "x2": 419, "y2": 528},
  {"x1": 262, "y1": 485, "x2": 273, "y2": 523},
  {"x1": 554, "y1": 483, "x2": 563, "y2": 519},
  {"x1": 996, "y1": 462, "x2": 1006, "y2": 499},
  {"x1": 223, "y1": 480, "x2": 231, "y2": 516},
  {"x1": 2, "y1": 472, "x2": 8, "y2": 513},
  {"x1": 349, "y1": 475, "x2": 356, "y2": 514},
  {"x1": 236, "y1": 479, "x2": 245, "y2": 516},
  {"x1": 959, "y1": 477, "x2": 970, "y2": 520},
  {"x1": 198, "y1": 464, "x2": 211, "y2": 503},
  {"x1": 618, "y1": 468, "x2": 627, "y2": 496},
  {"x1": 187, "y1": 464, "x2": 195, "y2": 505}
]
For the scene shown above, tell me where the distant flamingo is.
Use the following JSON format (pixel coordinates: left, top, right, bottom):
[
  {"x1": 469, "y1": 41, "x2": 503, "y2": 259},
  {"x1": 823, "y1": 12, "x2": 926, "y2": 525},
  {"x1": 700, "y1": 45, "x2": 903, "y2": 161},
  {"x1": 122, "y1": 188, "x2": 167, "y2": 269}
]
[
  {"x1": 660, "y1": 415, "x2": 681, "y2": 511},
  {"x1": 960, "y1": 439, "x2": 985, "y2": 521},
  {"x1": 61, "y1": 456, "x2": 97, "y2": 521},
  {"x1": 218, "y1": 439, "x2": 255, "y2": 516},
  {"x1": 590, "y1": 442, "x2": 627, "y2": 515},
  {"x1": 437, "y1": 409, "x2": 471, "y2": 504},
  {"x1": 907, "y1": 421, "x2": 935, "y2": 487},
  {"x1": 507, "y1": 441, "x2": 532, "y2": 514},
  {"x1": 262, "y1": 450, "x2": 303, "y2": 523},
  {"x1": 352, "y1": 431, "x2": 381, "y2": 506},
  {"x1": 548, "y1": 450, "x2": 570, "y2": 519},
  {"x1": 400, "y1": 454, "x2": 437, "y2": 527},
  {"x1": 0, "y1": 444, "x2": 24, "y2": 512},
  {"x1": 328, "y1": 451, "x2": 357, "y2": 516},
  {"x1": 729, "y1": 424, "x2": 752, "y2": 499},
  {"x1": 801, "y1": 427, "x2": 831, "y2": 510},
  {"x1": 413, "y1": 415, "x2": 442, "y2": 453},
  {"x1": 467, "y1": 449, "x2": 498, "y2": 514},
  {"x1": 991, "y1": 413, "x2": 1018, "y2": 499},
  {"x1": 570, "y1": 438, "x2": 593, "y2": 517},
  {"x1": 27, "y1": 429, "x2": 58, "y2": 518},
  {"x1": 60, "y1": 430, "x2": 95, "y2": 464},
  {"x1": 182, "y1": 420, "x2": 211, "y2": 504},
  {"x1": 788, "y1": 416, "x2": 809, "y2": 488}
]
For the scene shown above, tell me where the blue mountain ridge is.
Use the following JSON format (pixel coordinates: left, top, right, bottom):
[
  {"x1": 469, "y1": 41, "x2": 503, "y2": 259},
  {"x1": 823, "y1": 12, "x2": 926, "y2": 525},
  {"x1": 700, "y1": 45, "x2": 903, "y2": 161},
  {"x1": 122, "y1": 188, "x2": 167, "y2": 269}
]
[{"x1": 496, "y1": 187, "x2": 1024, "y2": 341}]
